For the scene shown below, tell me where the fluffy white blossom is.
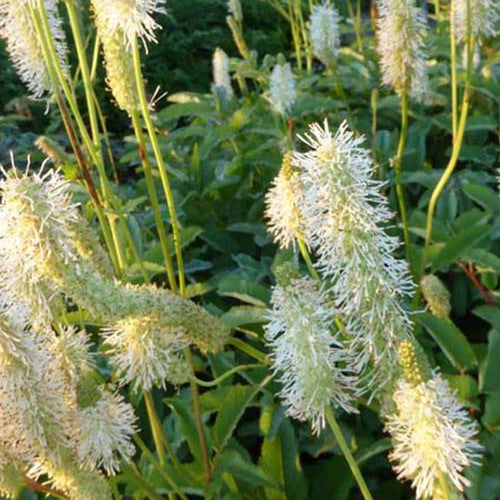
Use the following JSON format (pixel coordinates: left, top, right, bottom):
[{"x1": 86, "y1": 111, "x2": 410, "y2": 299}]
[
  {"x1": 0, "y1": 0, "x2": 68, "y2": 98},
  {"x1": 91, "y1": 0, "x2": 166, "y2": 48},
  {"x1": 265, "y1": 271, "x2": 359, "y2": 433},
  {"x1": 269, "y1": 61, "x2": 296, "y2": 116},
  {"x1": 385, "y1": 374, "x2": 482, "y2": 499},
  {"x1": 376, "y1": 0, "x2": 428, "y2": 101},
  {"x1": 453, "y1": 0, "x2": 499, "y2": 40},
  {"x1": 292, "y1": 120, "x2": 415, "y2": 391},
  {"x1": 265, "y1": 153, "x2": 303, "y2": 249},
  {"x1": 310, "y1": 3, "x2": 341, "y2": 67},
  {"x1": 213, "y1": 47, "x2": 233, "y2": 100},
  {"x1": 103, "y1": 316, "x2": 189, "y2": 390},
  {"x1": 75, "y1": 389, "x2": 137, "y2": 475}
]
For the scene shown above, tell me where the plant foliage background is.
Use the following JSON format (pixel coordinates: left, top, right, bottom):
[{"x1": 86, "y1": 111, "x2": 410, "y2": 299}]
[{"x1": 0, "y1": 0, "x2": 499, "y2": 499}]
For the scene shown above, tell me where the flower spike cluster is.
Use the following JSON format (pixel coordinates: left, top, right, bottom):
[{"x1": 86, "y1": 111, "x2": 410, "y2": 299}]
[
  {"x1": 213, "y1": 47, "x2": 234, "y2": 100},
  {"x1": 269, "y1": 60, "x2": 297, "y2": 116},
  {"x1": 453, "y1": 0, "x2": 499, "y2": 40},
  {"x1": 0, "y1": 0, "x2": 68, "y2": 98},
  {"x1": 265, "y1": 264, "x2": 359, "y2": 434},
  {"x1": 310, "y1": 3, "x2": 341, "y2": 68},
  {"x1": 288, "y1": 120, "x2": 414, "y2": 390},
  {"x1": 376, "y1": 0, "x2": 428, "y2": 101}
]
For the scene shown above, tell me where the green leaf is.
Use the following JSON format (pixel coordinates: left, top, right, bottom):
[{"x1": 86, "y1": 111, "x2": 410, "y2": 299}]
[
  {"x1": 217, "y1": 276, "x2": 270, "y2": 307},
  {"x1": 473, "y1": 305, "x2": 500, "y2": 327},
  {"x1": 185, "y1": 282, "x2": 214, "y2": 299},
  {"x1": 483, "y1": 393, "x2": 500, "y2": 431},
  {"x1": 431, "y1": 225, "x2": 492, "y2": 271},
  {"x1": 213, "y1": 385, "x2": 261, "y2": 451},
  {"x1": 418, "y1": 313, "x2": 477, "y2": 371},
  {"x1": 468, "y1": 249, "x2": 500, "y2": 273},
  {"x1": 220, "y1": 306, "x2": 268, "y2": 327},
  {"x1": 462, "y1": 183, "x2": 500, "y2": 214},
  {"x1": 481, "y1": 331, "x2": 500, "y2": 395}
]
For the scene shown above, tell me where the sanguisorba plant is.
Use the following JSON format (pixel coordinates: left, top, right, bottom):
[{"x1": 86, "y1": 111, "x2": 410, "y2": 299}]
[{"x1": 0, "y1": 0, "x2": 497, "y2": 498}]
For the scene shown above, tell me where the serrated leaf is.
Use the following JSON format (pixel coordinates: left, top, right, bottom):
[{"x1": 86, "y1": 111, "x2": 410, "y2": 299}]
[
  {"x1": 418, "y1": 313, "x2": 477, "y2": 371},
  {"x1": 431, "y1": 225, "x2": 492, "y2": 271}
]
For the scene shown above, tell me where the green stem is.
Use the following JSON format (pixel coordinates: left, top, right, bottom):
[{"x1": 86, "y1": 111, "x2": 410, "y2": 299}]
[
  {"x1": 437, "y1": 470, "x2": 452, "y2": 500},
  {"x1": 195, "y1": 364, "x2": 264, "y2": 387},
  {"x1": 130, "y1": 111, "x2": 178, "y2": 292},
  {"x1": 144, "y1": 391, "x2": 166, "y2": 466},
  {"x1": 131, "y1": 36, "x2": 185, "y2": 295},
  {"x1": 296, "y1": 232, "x2": 320, "y2": 282},
  {"x1": 393, "y1": 93, "x2": 412, "y2": 270},
  {"x1": 228, "y1": 337, "x2": 270, "y2": 365},
  {"x1": 450, "y1": 0, "x2": 458, "y2": 142},
  {"x1": 424, "y1": 34, "x2": 474, "y2": 262},
  {"x1": 123, "y1": 462, "x2": 165, "y2": 500},
  {"x1": 184, "y1": 347, "x2": 212, "y2": 484},
  {"x1": 325, "y1": 407, "x2": 373, "y2": 500}
]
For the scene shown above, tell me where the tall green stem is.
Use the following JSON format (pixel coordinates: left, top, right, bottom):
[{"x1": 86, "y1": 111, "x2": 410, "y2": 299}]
[
  {"x1": 131, "y1": 37, "x2": 185, "y2": 295},
  {"x1": 393, "y1": 93, "x2": 412, "y2": 269},
  {"x1": 450, "y1": 1, "x2": 458, "y2": 142},
  {"x1": 325, "y1": 408, "x2": 373, "y2": 500},
  {"x1": 130, "y1": 111, "x2": 178, "y2": 292},
  {"x1": 144, "y1": 391, "x2": 167, "y2": 466}
]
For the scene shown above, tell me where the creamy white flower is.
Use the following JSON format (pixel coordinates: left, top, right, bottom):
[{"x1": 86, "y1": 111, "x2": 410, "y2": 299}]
[
  {"x1": 310, "y1": 3, "x2": 341, "y2": 68},
  {"x1": 376, "y1": 0, "x2": 428, "y2": 101},
  {"x1": 292, "y1": 120, "x2": 415, "y2": 391},
  {"x1": 0, "y1": 0, "x2": 69, "y2": 98},
  {"x1": 265, "y1": 273, "x2": 359, "y2": 434},
  {"x1": 0, "y1": 460, "x2": 24, "y2": 500},
  {"x1": 265, "y1": 154, "x2": 303, "y2": 249},
  {"x1": 213, "y1": 47, "x2": 233, "y2": 100},
  {"x1": 385, "y1": 374, "x2": 482, "y2": 499},
  {"x1": 91, "y1": 0, "x2": 166, "y2": 48},
  {"x1": 75, "y1": 389, "x2": 137, "y2": 475},
  {"x1": 269, "y1": 61, "x2": 296, "y2": 116},
  {"x1": 103, "y1": 316, "x2": 189, "y2": 390},
  {"x1": 454, "y1": 0, "x2": 499, "y2": 40}
]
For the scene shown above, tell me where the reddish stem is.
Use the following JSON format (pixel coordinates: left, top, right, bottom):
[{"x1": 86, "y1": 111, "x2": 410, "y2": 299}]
[{"x1": 457, "y1": 260, "x2": 494, "y2": 305}]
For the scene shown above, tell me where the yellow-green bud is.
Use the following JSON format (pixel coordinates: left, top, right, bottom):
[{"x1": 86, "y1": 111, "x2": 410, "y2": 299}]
[
  {"x1": 397, "y1": 340, "x2": 431, "y2": 386},
  {"x1": 421, "y1": 275, "x2": 451, "y2": 319}
]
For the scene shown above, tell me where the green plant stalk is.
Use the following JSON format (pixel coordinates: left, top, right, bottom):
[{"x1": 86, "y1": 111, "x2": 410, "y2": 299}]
[
  {"x1": 144, "y1": 391, "x2": 167, "y2": 466},
  {"x1": 184, "y1": 347, "x2": 212, "y2": 485},
  {"x1": 347, "y1": 0, "x2": 364, "y2": 56},
  {"x1": 133, "y1": 434, "x2": 188, "y2": 499},
  {"x1": 32, "y1": 1, "x2": 129, "y2": 274},
  {"x1": 437, "y1": 471, "x2": 452, "y2": 500},
  {"x1": 296, "y1": 232, "x2": 321, "y2": 282},
  {"x1": 371, "y1": 88, "x2": 379, "y2": 169},
  {"x1": 325, "y1": 407, "x2": 373, "y2": 500},
  {"x1": 295, "y1": 0, "x2": 312, "y2": 73},
  {"x1": 228, "y1": 337, "x2": 270, "y2": 365},
  {"x1": 123, "y1": 462, "x2": 165, "y2": 500},
  {"x1": 450, "y1": 1, "x2": 458, "y2": 142},
  {"x1": 195, "y1": 363, "x2": 264, "y2": 387},
  {"x1": 131, "y1": 37, "x2": 185, "y2": 295},
  {"x1": 130, "y1": 111, "x2": 178, "y2": 292},
  {"x1": 424, "y1": 34, "x2": 474, "y2": 257},
  {"x1": 288, "y1": 1, "x2": 303, "y2": 70},
  {"x1": 393, "y1": 93, "x2": 412, "y2": 270}
]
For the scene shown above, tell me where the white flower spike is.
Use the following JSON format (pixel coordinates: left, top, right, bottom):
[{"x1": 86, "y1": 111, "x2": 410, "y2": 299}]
[
  {"x1": 310, "y1": 3, "x2": 341, "y2": 68},
  {"x1": 453, "y1": 0, "x2": 499, "y2": 40},
  {"x1": 269, "y1": 61, "x2": 297, "y2": 116},
  {"x1": 213, "y1": 47, "x2": 234, "y2": 100}
]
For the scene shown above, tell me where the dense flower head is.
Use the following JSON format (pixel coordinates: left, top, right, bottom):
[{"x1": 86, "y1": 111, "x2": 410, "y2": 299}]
[
  {"x1": 0, "y1": 462, "x2": 24, "y2": 500},
  {"x1": 269, "y1": 61, "x2": 296, "y2": 116},
  {"x1": 420, "y1": 274, "x2": 451, "y2": 319},
  {"x1": 265, "y1": 152, "x2": 303, "y2": 249},
  {"x1": 376, "y1": 0, "x2": 428, "y2": 101},
  {"x1": 213, "y1": 47, "x2": 233, "y2": 100},
  {"x1": 0, "y1": 0, "x2": 68, "y2": 99},
  {"x1": 103, "y1": 316, "x2": 189, "y2": 389},
  {"x1": 291, "y1": 120, "x2": 415, "y2": 390},
  {"x1": 453, "y1": 0, "x2": 499, "y2": 40},
  {"x1": 265, "y1": 271, "x2": 359, "y2": 433},
  {"x1": 385, "y1": 373, "x2": 482, "y2": 498},
  {"x1": 310, "y1": 3, "x2": 341, "y2": 67},
  {"x1": 91, "y1": 0, "x2": 166, "y2": 48},
  {"x1": 74, "y1": 389, "x2": 137, "y2": 475}
]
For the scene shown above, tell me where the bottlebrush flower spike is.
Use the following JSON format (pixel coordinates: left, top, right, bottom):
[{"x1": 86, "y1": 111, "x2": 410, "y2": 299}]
[
  {"x1": 0, "y1": 0, "x2": 69, "y2": 98},
  {"x1": 269, "y1": 60, "x2": 296, "y2": 116},
  {"x1": 74, "y1": 388, "x2": 137, "y2": 476},
  {"x1": 292, "y1": 120, "x2": 415, "y2": 392},
  {"x1": 385, "y1": 372, "x2": 482, "y2": 498},
  {"x1": 453, "y1": 0, "x2": 499, "y2": 40},
  {"x1": 91, "y1": 0, "x2": 166, "y2": 48},
  {"x1": 265, "y1": 264, "x2": 359, "y2": 434},
  {"x1": 376, "y1": 0, "x2": 428, "y2": 101},
  {"x1": 213, "y1": 47, "x2": 234, "y2": 100},
  {"x1": 310, "y1": 3, "x2": 341, "y2": 68},
  {"x1": 265, "y1": 152, "x2": 304, "y2": 249}
]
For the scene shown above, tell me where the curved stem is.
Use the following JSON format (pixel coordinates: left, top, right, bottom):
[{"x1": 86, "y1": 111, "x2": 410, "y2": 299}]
[
  {"x1": 195, "y1": 363, "x2": 264, "y2": 387},
  {"x1": 228, "y1": 337, "x2": 270, "y2": 365},
  {"x1": 393, "y1": 93, "x2": 412, "y2": 270},
  {"x1": 296, "y1": 232, "x2": 320, "y2": 281},
  {"x1": 325, "y1": 407, "x2": 373, "y2": 500}
]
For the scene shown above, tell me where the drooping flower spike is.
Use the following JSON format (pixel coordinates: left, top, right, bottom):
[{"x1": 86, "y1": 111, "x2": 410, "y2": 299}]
[
  {"x1": 310, "y1": 3, "x2": 341, "y2": 68},
  {"x1": 0, "y1": 0, "x2": 69, "y2": 98},
  {"x1": 265, "y1": 263, "x2": 359, "y2": 434},
  {"x1": 375, "y1": 0, "x2": 428, "y2": 101},
  {"x1": 453, "y1": 0, "x2": 499, "y2": 40}
]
